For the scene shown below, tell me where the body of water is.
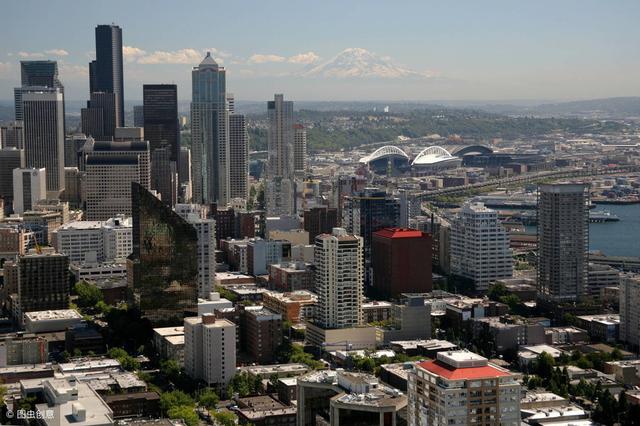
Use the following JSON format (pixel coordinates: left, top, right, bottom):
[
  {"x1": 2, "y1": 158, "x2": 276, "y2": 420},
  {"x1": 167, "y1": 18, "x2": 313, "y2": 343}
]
[
  {"x1": 521, "y1": 203, "x2": 640, "y2": 257},
  {"x1": 589, "y1": 203, "x2": 640, "y2": 257}
]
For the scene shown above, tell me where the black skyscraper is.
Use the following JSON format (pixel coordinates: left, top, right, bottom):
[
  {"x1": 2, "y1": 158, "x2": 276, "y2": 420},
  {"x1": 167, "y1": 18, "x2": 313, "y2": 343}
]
[
  {"x1": 94, "y1": 24, "x2": 124, "y2": 127},
  {"x1": 143, "y1": 84, "x2": 179, "y2": 160},
  {"x1": 144, "y1": 84, "x2": 179, "y2": 206}
]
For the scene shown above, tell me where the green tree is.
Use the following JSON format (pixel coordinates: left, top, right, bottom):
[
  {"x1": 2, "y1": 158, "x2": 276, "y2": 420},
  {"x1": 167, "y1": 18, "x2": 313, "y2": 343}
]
[
  {"x1": 198, "y1": 388, "x2": 220, "y2": 409},
  {"x1": 212, "y1": 411, "x2": 238, "y2": 426},
  {"x1": 160, "y1": 359, "x2": 181, "y2": 381},
  {"x1": 353, "y1": 356, "x2": 376, "y2": 373},
  {"x1": 160, "y1": 390, "x2": 195, "y2": 412},
  {"x1": 487, "y1": 282, "x2": 508, "y2": 301},
  {"x1": 227, "y1": 372, "x2": 253, "y2": 397},
  {"x1": 593, "y1": 389, "x2": 618, "y2": 425},
  {"x1": 74, "y1": 281, "x2": 104, "y2": 307},
  {"x1": 167, "y1": 406, "x2": 198, "y2": 426},
  {"x1": 107, "y1": 347, "x2": 140, "y2": 371},
  {"x1": 535, "y1": 352, "x2": 555, "y2": 380}
]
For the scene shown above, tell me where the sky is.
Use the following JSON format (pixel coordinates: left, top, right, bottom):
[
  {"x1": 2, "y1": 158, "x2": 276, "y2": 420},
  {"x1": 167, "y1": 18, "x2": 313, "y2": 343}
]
[{"x1": 1, "y1": 0, "x2": 639, "y2": 102}]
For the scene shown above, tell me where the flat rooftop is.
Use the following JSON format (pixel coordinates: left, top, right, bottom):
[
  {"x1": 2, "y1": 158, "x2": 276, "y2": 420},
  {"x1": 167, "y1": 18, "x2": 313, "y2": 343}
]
[
  {"x1": 57, "y1": 358, "x2": 122, "y2": 373},
  {"x1": 153, "y1": 326, "x2": 184, "y2": 337},
  {"x1": 57, "y1": 221, "x2": 103, "y2": 230},
  {"x1": 25, "y1": 309, "x2": 82, "y2": 321},
  {"x1": 164, "y1": 335, "x2": 185, "y2": 345},
  {"x1": 438, "y1": 350, "x2": 488, "y2": 368},
  {"x1": 238, "y1": 363, "x2": 309, "y2": 376}
]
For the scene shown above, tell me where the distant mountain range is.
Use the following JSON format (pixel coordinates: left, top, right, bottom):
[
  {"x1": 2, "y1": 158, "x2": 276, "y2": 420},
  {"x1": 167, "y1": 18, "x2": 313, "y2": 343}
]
[
  {"x1": 471, "y1": 97, "x2": 640, "y2": 118},
  {"x1": 1, "y1": 97, "x2": 640, "y2": 123}
]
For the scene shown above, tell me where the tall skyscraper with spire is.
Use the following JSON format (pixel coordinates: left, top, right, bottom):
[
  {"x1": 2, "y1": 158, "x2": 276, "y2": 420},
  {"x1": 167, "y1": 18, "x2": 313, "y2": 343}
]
[
  {"x1": 190, "y1": 52, "x2": 229, "y2": 205},
  {"x1": 92, "y1": 24, "x2": 124, "y2": 127},
  {"x1": 266, "y1": 94, "x2": 295, "y2": 215}
]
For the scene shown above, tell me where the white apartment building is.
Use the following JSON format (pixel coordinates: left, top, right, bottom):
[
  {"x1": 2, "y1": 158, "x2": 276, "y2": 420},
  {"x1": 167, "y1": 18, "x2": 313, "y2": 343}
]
[
  {"x1": 620, "y1": 274, "x2": 640, "y2": 350},
  {"x1": 54, "y1": 216, "x2": 132, "y2": 263},
  {"x1": 407, "y1": 350, "x2": 521, "y2": 426},
  {"x1": 184, "y1": 314, "x2": 236, "y2": 388},
  {"x1": 451, "y1": 202, "x2": 513, "y2": 291},
  {"x1": 314, "y1": 228, "x2": 363, "y2": 329},
  {"x1": 175, "y1": 204, "x2": 216, "y2": 298},
  {"x1": 12, "y1": 168, "x2": 46, "y2": 214}
]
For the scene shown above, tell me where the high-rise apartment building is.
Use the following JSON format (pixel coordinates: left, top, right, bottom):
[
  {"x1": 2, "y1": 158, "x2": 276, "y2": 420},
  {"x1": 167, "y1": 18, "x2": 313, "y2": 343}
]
[
  {"x1": 0, "y1": 148, "x2": 25, "y2": 215},
  {"x1": 81, "y1": 91, "x2": 117, "y2": 139},
  {"x1": 229, "y1": 114, "x2": 248, "y2": 201},
  {"x1": 175, "y1": 204, "x2": 216, "y2": 298},
  {"x1": 620, "y1": 275, "x2": 640, "y2": 350},
  {"x1": 342, "y1": 189, "x2": 400, "y2": 286},
  {"x1": 293, "y1": 123, "x2": 307, "y2": 174},
  {"x1": 314, "y1": 228, "x2": 363, "y2": 329},
  {"x1": 1, "y1": 121, "x2": 24, "y2": 149},
  {"x1": 266, "y1": 94, "x2": 295, "y2": 216},
  {"x1": 129, "y1": 182, "x2": 198, "y2": 323},
  {"x1": 12, "y1": 168, "x2": 46, "y2": 215},
  {"x1": 22, "y1": 89, "x2": 65, "y2": 196},
  {"x1": 450, "y1": 202, "x2": 513, "y2": 291},
  {"x1": 144, "y1": 84, "x2": 179, "y2": 206},
  {"x1": 184, "y1": 314, "x2": 236, "y2": 389},
  {"x1": 371, "y1": 228, "x2": 433, "y2": 298},
  {"x1": 241, "y1": 306, "x2": 283, "y2": 364},
  {"x1": 191, "y1": 53, "x2": 229, "y2": 205},
  {"x1": 407, "y1": 350, "x2": 521, "y2": 426},
  {"x1": 303, "y1": 206, "x2": 338, "y2": 243},
  {"x1": 537, "y1": 183, "x2": 589, "y2": 302},
  {"x1": 93, "y1": 24, "x2": 124, "y2": 126}
]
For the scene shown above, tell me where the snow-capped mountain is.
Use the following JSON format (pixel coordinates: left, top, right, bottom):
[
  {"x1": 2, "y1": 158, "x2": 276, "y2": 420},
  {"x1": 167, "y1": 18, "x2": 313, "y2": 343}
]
[{"x1": 302, "y1": 48, "x2": 428, "y2": 79}]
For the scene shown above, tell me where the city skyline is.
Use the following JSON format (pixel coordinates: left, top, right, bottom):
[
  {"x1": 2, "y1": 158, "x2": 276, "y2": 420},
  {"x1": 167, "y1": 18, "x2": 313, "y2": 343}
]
[{"x1": 1, "y1": 0, "x2": 640, "y2": 101}]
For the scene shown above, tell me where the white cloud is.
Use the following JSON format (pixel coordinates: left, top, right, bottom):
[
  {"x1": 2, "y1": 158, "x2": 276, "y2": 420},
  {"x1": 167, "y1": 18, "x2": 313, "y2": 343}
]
[
  {"x1": 45, "y1": 49, "x2": 69, "y2": 56},
  {"x1": 123, "y1": 46, "x2": 147, "y2": 62},
  {"x1": 17, "y1": 49, "x2": 68, "y2": 58},
  {"x1": 139, "y1": 48, "x2": 203, "y2": 64},
  {"x1": 248, "y1": 54, "x2": 286, "y2": 64},
  {"x1": 18, "y1": 51, "x2": 45, "y2": 58},
  {"x1": 122, "y1": 47, "x2": 224, "y2": 65},
  {"x1": 288, "y1": 51, "x2": 320, "y2": 64}
]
